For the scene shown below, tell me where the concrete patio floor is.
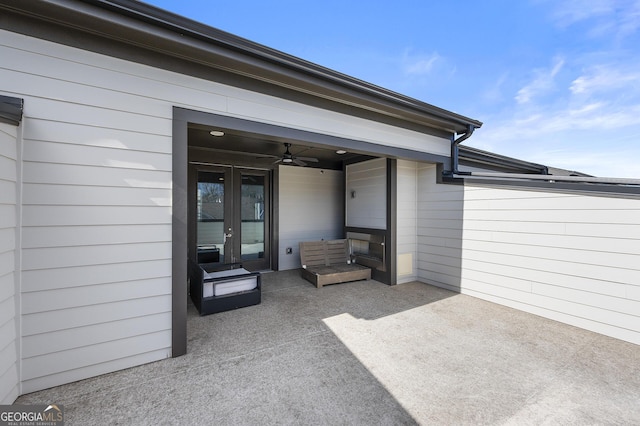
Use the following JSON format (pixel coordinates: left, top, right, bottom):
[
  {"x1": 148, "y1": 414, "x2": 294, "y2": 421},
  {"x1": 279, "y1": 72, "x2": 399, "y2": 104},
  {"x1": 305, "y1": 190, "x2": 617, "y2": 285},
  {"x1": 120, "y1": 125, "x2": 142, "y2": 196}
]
[{"x1": 17, "y1": 270, "x2": 640, "y2": 425}]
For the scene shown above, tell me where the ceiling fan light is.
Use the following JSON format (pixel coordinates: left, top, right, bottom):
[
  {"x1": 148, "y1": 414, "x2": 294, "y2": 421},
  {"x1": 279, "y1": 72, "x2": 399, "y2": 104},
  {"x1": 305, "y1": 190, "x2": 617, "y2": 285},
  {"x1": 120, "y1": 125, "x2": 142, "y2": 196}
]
[
  {"x1": 282, "y1": 157, "x2": 293, "y2": 163},
  {"x1": 336, "y1": 149, "x2": 347, "y2": 155}
]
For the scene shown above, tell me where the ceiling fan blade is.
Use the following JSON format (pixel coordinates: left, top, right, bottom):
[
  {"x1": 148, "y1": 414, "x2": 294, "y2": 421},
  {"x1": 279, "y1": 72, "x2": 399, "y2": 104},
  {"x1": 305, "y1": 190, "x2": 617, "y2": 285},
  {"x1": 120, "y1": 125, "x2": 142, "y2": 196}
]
[
  {"x1": 293, "y1": 159, "x2": 307, "y2": 167},
  {"x1": 272, "y1": 158, "x2": 283, "y2": 164},
  {"x1": 296, "y1": 156, "x2": 319, "y2": 163}
]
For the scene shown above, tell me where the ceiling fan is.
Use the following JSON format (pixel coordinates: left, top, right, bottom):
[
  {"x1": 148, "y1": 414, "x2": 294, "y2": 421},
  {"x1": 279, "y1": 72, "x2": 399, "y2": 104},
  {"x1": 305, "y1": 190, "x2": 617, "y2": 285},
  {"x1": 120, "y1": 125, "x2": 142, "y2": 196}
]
[{"x1": 273, "y1": 143, "x2": 319, "y2": 167}]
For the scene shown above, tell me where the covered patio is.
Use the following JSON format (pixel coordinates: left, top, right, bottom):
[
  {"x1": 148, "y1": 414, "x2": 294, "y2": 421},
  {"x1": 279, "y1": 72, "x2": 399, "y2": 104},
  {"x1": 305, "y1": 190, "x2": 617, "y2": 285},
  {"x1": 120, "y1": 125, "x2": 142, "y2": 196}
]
[{"x1": 16, "y1": 271, "x2": 639, "y2": 425}]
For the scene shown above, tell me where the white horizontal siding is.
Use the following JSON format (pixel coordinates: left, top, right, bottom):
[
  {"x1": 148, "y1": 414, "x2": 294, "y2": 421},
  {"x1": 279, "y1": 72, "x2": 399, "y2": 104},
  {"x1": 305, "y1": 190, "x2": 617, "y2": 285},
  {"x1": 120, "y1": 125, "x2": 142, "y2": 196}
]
[
  {"x1": 346, "y1": 158, "x2": 387, "y2": 229},
  {"x1": 0, "y1": 122, "x2": 19, "y2": 404},
  {"x1": 21, "y1": 312, "x2": 171, "y2": 358},
  {"x1": 416, "y1": 164, "x2": 640, "y2": 345},
  {"x1": 23, "y1": 162, "x2": 171, "y2": 189},
  {"x1": 396, "y1": 160, "x2": 418, "y2": 283},
  {"x1": 22, "y1": 260, "x2": 171, "y2": 293},
  {"x1": 416, "y1": 164, "x2": 464, "y2": 292},
  {"x1": 21, "y1": 339, "x2": 171, "y2": 394},
  {"x1": 278, "y1": 166, "x2": 344, "y2": 270},
  {"x1": 1, "y1": 30, "x2": 451, "y2": 155},
  {"x1": 22, "y1": 224, "x2": 171, "y2": 248}
]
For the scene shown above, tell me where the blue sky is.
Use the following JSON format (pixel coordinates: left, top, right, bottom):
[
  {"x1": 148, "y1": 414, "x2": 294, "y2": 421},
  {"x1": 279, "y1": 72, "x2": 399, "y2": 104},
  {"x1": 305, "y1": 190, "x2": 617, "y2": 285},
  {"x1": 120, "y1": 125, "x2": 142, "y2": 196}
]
[{"x1": 145, "y1": 0, "x2": 640, "y2": 178}]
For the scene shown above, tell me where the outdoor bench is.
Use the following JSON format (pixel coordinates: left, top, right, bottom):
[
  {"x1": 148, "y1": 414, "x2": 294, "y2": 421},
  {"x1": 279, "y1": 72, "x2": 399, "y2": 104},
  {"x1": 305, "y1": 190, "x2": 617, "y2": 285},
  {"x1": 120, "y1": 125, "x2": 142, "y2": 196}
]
[{"x1": 299, "y1": 239, "x2": 371, "y2": 288}]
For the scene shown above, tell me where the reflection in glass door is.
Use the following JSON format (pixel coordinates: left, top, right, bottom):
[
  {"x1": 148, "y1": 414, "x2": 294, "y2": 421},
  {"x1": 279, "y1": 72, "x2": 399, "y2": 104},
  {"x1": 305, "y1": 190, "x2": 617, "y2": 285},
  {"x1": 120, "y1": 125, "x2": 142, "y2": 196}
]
[
  {"x1": 191, "y1": 166, "x2": 270, "y2": 271},
  {"x1": 195, "y1": 170, "x2": 230, "y2": 265},
  {"x1": 236, "y1": 169, "x2": 270, "y2": 271}
]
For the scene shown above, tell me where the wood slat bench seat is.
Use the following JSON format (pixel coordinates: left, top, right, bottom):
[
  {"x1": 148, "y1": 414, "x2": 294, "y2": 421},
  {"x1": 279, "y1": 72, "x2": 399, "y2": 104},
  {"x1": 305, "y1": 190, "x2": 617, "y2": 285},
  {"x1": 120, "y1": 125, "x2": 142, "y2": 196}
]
[{"x1": 299, "y1": 239, "x2": 371, "y2": 288}]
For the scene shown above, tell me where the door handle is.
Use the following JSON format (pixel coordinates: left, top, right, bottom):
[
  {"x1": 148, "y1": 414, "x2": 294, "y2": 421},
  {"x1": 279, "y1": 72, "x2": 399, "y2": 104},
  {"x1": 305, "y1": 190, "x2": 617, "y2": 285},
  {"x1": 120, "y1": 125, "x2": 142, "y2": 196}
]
[{"x1": 224, "y1": 228, "x2": 233, "y2": 244}]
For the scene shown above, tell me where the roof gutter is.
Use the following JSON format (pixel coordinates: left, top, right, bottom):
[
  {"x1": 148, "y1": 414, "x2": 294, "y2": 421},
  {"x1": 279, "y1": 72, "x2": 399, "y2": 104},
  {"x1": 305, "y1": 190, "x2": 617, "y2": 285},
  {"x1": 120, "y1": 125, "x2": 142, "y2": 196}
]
[
  {"x1": 453, "y1": 171, "x2": 640, "y2": 187},
  {"x1": 449, "y1": 124, "x2": 476, "y2": 175},
  {"x1": 0, "y1": 95, "x2": 24, "y2": 126}
]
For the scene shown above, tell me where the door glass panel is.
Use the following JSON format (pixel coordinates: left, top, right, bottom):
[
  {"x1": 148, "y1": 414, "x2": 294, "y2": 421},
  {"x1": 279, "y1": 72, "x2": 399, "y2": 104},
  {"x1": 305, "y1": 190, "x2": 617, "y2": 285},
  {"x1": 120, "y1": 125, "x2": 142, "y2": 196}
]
[
  {"x1": 240, "y1": 175, "x2": 265, "y2": 261},
  {"x1": 197, "y1": 171, "x2": 225, "y2": 264}
]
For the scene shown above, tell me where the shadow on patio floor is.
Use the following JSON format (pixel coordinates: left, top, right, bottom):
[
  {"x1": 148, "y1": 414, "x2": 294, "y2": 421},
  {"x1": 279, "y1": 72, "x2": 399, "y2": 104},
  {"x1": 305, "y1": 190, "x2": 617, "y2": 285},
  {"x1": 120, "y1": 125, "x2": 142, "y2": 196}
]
[{"x1": 17, "y1": 270, "x2": 640, "y2": 425}]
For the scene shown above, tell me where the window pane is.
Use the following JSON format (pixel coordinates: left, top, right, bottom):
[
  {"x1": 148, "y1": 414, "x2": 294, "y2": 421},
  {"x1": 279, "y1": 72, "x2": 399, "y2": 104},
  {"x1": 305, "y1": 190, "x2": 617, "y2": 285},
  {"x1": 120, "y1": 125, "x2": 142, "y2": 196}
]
[
  {"x1": 241, "y1": 175, "x2": 264, "y2": 261},
  {"x1": 197, "y1": 172, "x2": 224, "y2": 263}
]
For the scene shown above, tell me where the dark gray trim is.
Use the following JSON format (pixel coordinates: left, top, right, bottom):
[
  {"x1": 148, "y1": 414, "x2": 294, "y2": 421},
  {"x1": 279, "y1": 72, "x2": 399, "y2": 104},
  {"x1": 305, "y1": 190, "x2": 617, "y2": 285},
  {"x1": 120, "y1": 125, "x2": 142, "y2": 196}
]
[
  {"x1": 0, "y1": 0, "x2": 481, "y2": 135},
  {"x1": 0, "y1": 95, "x2": 23, "y2": 126},
  {"x1": 171, "y1": 107, "x2": 188, "y2": 357},
  {"x1": 271, "y1": 166, "x2": 279, "y2": 271},
  {"x1": 232, "y1": 167, "x2": 271, "y2": 271},
  {"x1": 441, "y1": 175, "x2": 640, "y2": 197},
  {"x1": 387, "y1": 159, "x2": 397, "y2": 286},
  {"x1": 458, "y1": 145, "x2": 548, "y2": 174},
  {"x1": 175, "y1": 107, "x2": 451, "y2": 165}
]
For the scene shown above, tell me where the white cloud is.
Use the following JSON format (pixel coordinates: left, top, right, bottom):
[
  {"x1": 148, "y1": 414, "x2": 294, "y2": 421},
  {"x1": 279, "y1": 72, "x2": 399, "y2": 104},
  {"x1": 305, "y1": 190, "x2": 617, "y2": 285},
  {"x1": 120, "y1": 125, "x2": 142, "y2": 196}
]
[
  {"x1": 470, "y1": 65, "x2": 640, "y2": 178},
  {"x1": 550, "y1": 0, "x2": 615, "y2": 27},
  {"x1": 547, "y1": 0, "x2": 640, "y2": 39},
  {"x1": 515, "y1": 57, "x2": 565, "y2": 104},
  {"x1": 570, "y1": 65, "x2": 640, "y2": 95},
  {"x1": 618, "y1": 0, "x2": 640, "y2": 38},
  {"x1": 402, "y1": 50, "x2": 441, "y2": 75},
  {"x1": 482, "y1": 72, "x2": 509, "y2": 103}
]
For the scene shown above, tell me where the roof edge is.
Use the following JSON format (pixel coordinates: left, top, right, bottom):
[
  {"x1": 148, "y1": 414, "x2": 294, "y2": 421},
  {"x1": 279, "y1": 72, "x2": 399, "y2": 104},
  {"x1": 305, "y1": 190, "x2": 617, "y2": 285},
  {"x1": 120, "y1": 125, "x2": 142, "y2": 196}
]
[
  {"x1": 90, "y1": 0, "x2": 482, "y2": 130},
  {"x1": 1, "y1": 0, "x2": 481, "y2": 134},
  {"x1": 459, "y1": 145, "x2": 547, "y2": 174}
]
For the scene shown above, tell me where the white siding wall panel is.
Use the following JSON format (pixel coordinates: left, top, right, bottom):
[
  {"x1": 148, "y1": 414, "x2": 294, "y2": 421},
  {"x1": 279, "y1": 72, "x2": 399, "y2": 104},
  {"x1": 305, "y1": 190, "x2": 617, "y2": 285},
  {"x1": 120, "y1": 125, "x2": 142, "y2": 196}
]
[
  {"x1": 22, "y1": 278, "x2": 170, "y2": 315},
  {"x1": 22, "y1": 225, "x2": 171, "y2": 248},
  {"x1": 2, "y1": 30, "x2": 450, "y2": 156},
  {"x1": 346, "y1": 158, "x2": 387, "y2": 229},
  {"x1": 396, "y1": 160, "x2": 418, "y2": 283},
  {"x1": 22, "y1": 312, "x2": 171, "y2": 358},
  {"x1": 416, "y1": 164, "x2": 464, "y2": 292},
  {"x1": 0, "y1": 122, "x2": 19, "y2": 404},
  {"x1": 278, "y1": 166, "x2": 343, "y2": 270},
  {"x1": 226, "y1": 96, "x2": 450, "y2": 156},
  {"x1": 417, "y1": 166, "x2": 640, "y2": 345},
  {"x1": 23, "y1": 162, "x2": 172, "y2": 189},
  {"x1": 22, "y1": 260, "x2": 171, "y2": 293}
]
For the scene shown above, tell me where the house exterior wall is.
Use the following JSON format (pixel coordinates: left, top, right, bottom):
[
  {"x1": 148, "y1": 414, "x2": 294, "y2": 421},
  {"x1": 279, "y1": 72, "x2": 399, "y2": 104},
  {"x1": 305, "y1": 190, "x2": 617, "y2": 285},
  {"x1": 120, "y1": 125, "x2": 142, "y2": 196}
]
[
  {"x1": 345, "y1": 158, "x2": 387, "y2": 229},
  {"x1": 416, "y1": 164, "x2": 464, "y2": 290},
  {"x1": 0, "y1": 122, "x2": 19, "y2": 404},
  {"x1": 417, "y1": 164, "x2": 640, "y2": 345},
  {"x1": 396, "y1": 160, "x2": 418, "y2": 283},
  {"x1": 0, "y1": 29, "x2": 452, "y2": 395},
  {"x1": 278, "y1": 166, "x2": 344, "y2": 270}
]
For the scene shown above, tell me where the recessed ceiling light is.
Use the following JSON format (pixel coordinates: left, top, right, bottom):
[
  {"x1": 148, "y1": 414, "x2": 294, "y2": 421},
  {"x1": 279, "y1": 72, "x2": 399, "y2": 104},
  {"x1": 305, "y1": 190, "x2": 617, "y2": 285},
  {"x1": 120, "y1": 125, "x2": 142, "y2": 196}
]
[
  {"x1": 209, "y1": 130, "x2": 225, "y2": 137},
  {"x1": 336, "y1": 149, "x2": 347, "y2": 155}
]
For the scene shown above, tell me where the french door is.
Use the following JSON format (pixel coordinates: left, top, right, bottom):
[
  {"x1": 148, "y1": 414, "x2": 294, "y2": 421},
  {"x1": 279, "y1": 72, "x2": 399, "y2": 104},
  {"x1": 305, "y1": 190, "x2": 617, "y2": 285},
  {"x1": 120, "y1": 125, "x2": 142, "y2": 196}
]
[{"x1": 190, "y1": 165, "x2": 271, "y2": 272}]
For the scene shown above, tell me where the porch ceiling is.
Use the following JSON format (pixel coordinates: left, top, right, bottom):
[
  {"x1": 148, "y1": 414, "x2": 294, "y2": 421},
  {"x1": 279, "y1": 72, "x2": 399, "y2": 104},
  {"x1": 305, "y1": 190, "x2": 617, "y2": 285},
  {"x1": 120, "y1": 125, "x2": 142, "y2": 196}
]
[{"x1": 188, "y1": 124, "x2": 375, "y2": 170}]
